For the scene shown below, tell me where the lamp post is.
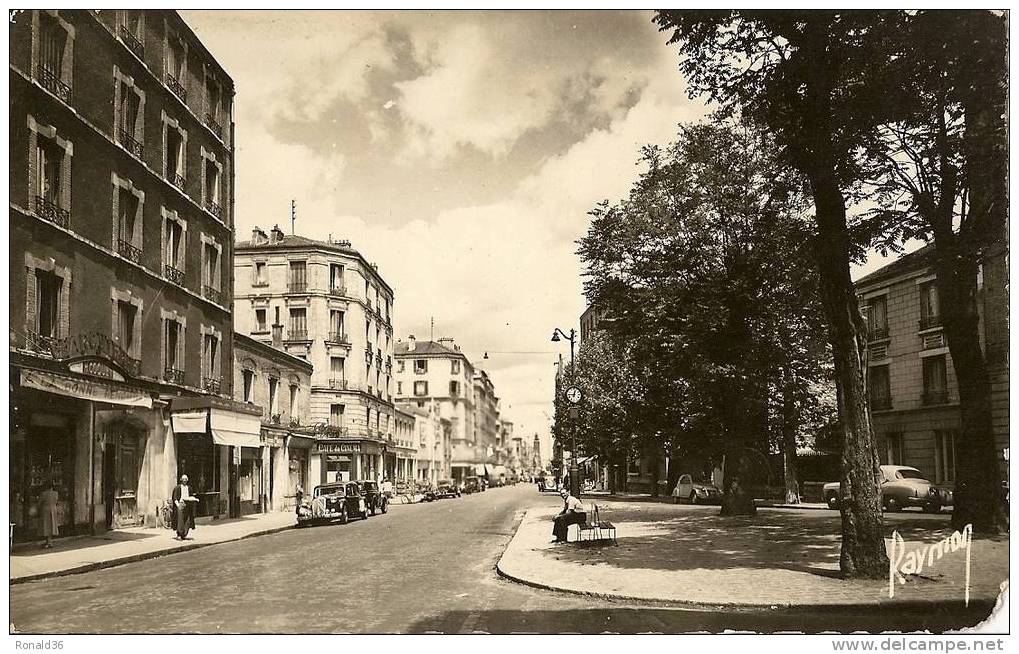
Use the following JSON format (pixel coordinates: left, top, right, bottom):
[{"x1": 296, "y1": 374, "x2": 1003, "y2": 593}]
[{"x1": 551, "y1": 328, "x2": 580, "y2": 497}]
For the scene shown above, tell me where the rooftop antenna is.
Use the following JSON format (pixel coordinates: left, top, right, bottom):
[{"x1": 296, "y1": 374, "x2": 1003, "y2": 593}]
[
  {"x1": 290, "y1": 199, "x2": 296, "y2": 235},
  {"x1": 430, "y1": 317, "x2": 434, "y2": 342}
]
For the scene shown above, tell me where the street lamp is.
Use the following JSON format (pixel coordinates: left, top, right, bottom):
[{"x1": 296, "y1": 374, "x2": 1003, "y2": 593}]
[{"x1": 551, "y1": 327, "x2": 580, "y2": 497}]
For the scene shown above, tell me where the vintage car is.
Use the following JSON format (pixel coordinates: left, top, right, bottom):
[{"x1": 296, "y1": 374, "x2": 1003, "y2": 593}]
[
  {"x1": 359, "y1": 480, "x2": 389, "y2": 515},
  {"x1": 433, "y1": 479, "x2": 461, "y2": 499},
  {"x1": 297, "y1": 481, "x2": 371, "y2": 526},
  {"x1": 463, "y1": 476, "x2": 482, "y2": 494},
  {"x1": 823, "y1": 465, "x2": 953, "y2": 513},
  {"x1": 671, "y1": 473, "x2": 723, "y2": 504}
]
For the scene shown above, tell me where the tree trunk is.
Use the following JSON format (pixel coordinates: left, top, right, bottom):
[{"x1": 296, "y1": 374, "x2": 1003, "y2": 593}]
[
  {"x1": 782, "y1": 370, "x2": 801, "y2": 504},
  {"x1": 649, "y1": 450, "x2": 661, "y2": 497},
  {"x1": 720, "y1": 448, "x2": 757, "y2": 516}
]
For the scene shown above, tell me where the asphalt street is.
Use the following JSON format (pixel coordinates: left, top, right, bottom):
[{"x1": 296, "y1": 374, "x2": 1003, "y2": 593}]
[{"x1": 9, "y1": 485, "x2": 994, "y2": 634}]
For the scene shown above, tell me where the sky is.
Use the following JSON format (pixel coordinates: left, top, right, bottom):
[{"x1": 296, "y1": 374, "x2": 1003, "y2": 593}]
[{"x1": 182, "y1": 10, "x2": 915, "y2": 462}]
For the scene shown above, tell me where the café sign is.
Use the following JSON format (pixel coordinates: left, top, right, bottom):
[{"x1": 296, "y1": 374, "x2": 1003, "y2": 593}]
[{"x1": 317, "y1": 441, "x2": 361, "y2": 454}]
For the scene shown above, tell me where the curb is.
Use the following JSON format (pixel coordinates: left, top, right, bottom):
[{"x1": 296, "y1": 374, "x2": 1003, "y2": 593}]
[{"x1": 10, "y1": 523, "x2": 295, "y2": 585}]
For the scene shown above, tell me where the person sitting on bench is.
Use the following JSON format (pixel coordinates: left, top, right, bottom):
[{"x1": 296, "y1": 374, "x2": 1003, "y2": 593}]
[{"x1": 552, "y1": 488, "x2": 586, "y2": 543}]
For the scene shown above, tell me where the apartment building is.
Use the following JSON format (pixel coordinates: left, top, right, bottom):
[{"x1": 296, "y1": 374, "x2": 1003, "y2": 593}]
[
  {"x1": 9, "y1": 10, "x2": 248, "y2": 539},
  {"x1": 857, "y1": 243, "x2": 1009, "y2": 483},
  {"x1": 234, "y1": 227, "x2": 395, "y2": 483}
]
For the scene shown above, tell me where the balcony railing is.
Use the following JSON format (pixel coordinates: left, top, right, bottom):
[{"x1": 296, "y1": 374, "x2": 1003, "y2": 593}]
[
  {"x1": 205, "y1": 200, "x2": 221, "y2": 218},
  {"x1": 376, "y1": 353, "x2": 383, "y2": 368},
  {"x1": 118, "y1": 238, "x2": 142, "y2": 264},
  {"x1": 38, "y1": 66, "x2": 72, "y2": 104},
  {"x1": 329, "y1": 285, "x2": 347, "y2": 296},
  {"x1": 287, "y1": 281, "x2": 307, "y2": 294},
  {"x1": 868, "y1": 327, "x2": 889, "y2": 341},
  {"x1": 203, "y1": 285, "x2": 222, "y2": 305},
  {"x1": 119, "y1": 25, "x2": 144, "y2": 58},
  {"x1": 327, "y1": 332, "x2": 349, "y2": 344},
  {"x1": 35, "y1": 196, "x2": 70, "y2": 229},
  {"x1": 202, "y1": 376, "x2": 221, "y2": 394},
  {"x1": 166, "y1": 73, "x2": 187, "y2": 102},
  {"x1": 285, "y1": 330, "x2": 308, "y2": 342},
  {"x1": 329, "y1": 378, "x2": 348, "y2": 390},
  {"x1": 118, "y1": 128, "x2": 143, "y2": 158},
  {"x1": 25, "y1": 330, "x2": 58, "y2": 356},
  {"x1": 164, "y1": 264, "x2": 185, "y2": 286},
  {"x1": 164, "y1": 366, "x2": 185, "y2": 385},
  {"x1": 205, "y1": 113, "x2": 223, "y2": 139},
  {"x1": 922, "y1": 391, "x2": 949, "y2": 406},
  {"x1": 870, "y1": 396, "x2": 892, "y2": 411},
  {"x1": 919, "y1": 315, "x2": 942, "y2": 331},
  {"x1": 169, "y1": 172, "x2": 186, "y2": 191}
]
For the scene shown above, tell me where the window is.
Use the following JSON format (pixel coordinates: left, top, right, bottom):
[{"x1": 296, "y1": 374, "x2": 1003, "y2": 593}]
[
  {"x1": 163, "y1": 319, "x2": 183, "y2": 379},
  {"x1": 268, "y1": 377, "x2": 279, "y2": 416},
  {"x1": 163, "y1": 213, "x2": 185, "y2": 279},
  {"x1": 450, "y1": 381, "x2": 460, "y2": 397},
  {"x1": 397, "y1": 360, "x2": 405, "y2": 373},
  {"x1": 117, "y1": 300, "x2": 138, "y2": 356},
  {"x1": 116, "y1": 187, "x2": 140, "y2": 251},
  {"x1": 119, "y1": 10, "x2": 144, "y2": 57},
  {"x1": 242, "y1": 369, "x2": 254, "y2": 403},
  {"x1": 254, "y1": 308, "x2": 267, "y2": 333},
  {"x1": 627, "y1": 457, "x2": 641, "y2": 476},
  {"x1": 36, "y1": 270, "x2": 62, "y2": 339},
  {"x1": 919, "y1": 282, "x2": 941, "y2": 330},
  {"x1": 396, "y1": 381, "x2": 403, "y2": 395},
  {"x1": 885, "y1": 432, "x2": 904, "y2": 465},
  {"x1": 867, "y1": 296, "x2": 888, "y2": 340},
  {"x1": 253, "y1": 261, "x2": 267, "y2": 286},
  {"x1": 934, "y1": 430, "x2": 956, "y2": 483},
  {"x1": 288, "y1": 308, "x2": 307, "y2": 340},
  {"x1": 451, "y1": 360, "x2": 460, "y2": 374},
  {"x1": 166, "y1": 34, "x2": 186, "y2": 99},
  {"x1": 414, "y1": 359, "x2": 427, "y2": 374},
  {"x1": 922, "y1": 355, "x2": 948, "y2": 405},
  {"x1": 289, "y1": 384, "x2": 298, "y2": 417},
  {"x1": 38, "y1": 13, "x2": 72, "y2": 102},
  {"x1": 203, "y1": 158, "x2": 220, "y2": 215},
  {"x1": 330, "y1": 264, "x2": 344, "y2": 292},
  {"x1": 164, "y1": 123, "x2": 185, "y2": 188},
  {"x1": 202, "y1": 239, "x2": 221, "y2": 292},
  {"x1": 414, "y1": 381, "x2": 428, "y2": 396},
  {"x1": 28, "y1": 117, "x2": 72, "y2": 226},
  {"x1": 205, "y1": 76, "x2": 222, "y2": 137},
  {"x1": 330, "y1": 404, "x2": 345, "y2": 427},
  {"x1": 330, "y1": 356, "x2": 345, "y2": 381},
  {"x1": 288, "y1": 261, "x2": 307, "y2": 292},
  {"x1": 202, "y1": 333, "x2": 220, "y2": 385},
  {"x1": 116, "y1": 78, "x2": 143, "y2": 156},
  {"x1": 868, "y1": 365, "x2": 891, "y2": 410},
  {"x1": 329, "y1": 310, "x2": 345, "y2": 340}
]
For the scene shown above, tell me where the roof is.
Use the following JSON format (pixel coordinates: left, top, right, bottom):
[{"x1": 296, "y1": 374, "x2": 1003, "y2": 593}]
[
  {"x1": 234, "y1": 333, "x2": 313, "y2": 373},
  {"x1": 855, "y1": 244, "x2": 936, "y2": 289},
  {"x1": 394, "y1": 339, "x2": 469, "y2": 360}
]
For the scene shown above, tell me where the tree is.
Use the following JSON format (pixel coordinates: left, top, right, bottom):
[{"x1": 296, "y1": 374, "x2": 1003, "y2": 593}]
[
  {"x1": 655, "y1": 11, "x2": 892, "y2": 578},
  {"x1": 577, "y1": 122, "x2": 830, "y2": 516},
  {"x1": 857, "y1": 10, "x2": 1008, "y2": 533}
]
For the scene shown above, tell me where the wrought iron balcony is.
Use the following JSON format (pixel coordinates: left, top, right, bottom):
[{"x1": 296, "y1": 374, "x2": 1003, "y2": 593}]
[
  {"x1": 25, "y1": 330, "x2": 57, "y2": 356},
  {"x1": 270, "y1": 413, "x2": 282, "y2": 425},
  {"x1": 164, "y1": 366, "x2": 185, "y2": 385},
  {"x1": 287, "y1": 281, "x2": 307, "y2": 294},
  {"x1": 205, "y1": 113, "x2": 223, "y2": 139},
  {"x1": 118, "y1": 128, "x2": 143, "y2": 158},
  {"x1": 919, "y1": 315, "x2": 942, "y2": 331},
  {"x1": 34, "y1": 196, "x2": 69, "y2": 228},
  {"x1": 329, "y1": 378, "x2": 348, "y2": 390},
  {"x1": 203, "y1": 285, "x2": 222, "y2": 305},
  {"x1": 38, "y1": 66, "x2": 72, "y2": 103},
  {"x1": 285, "y1": 329, "x2": 308, "y2": 342},
  {"x1": 922, "y1": 391, "x2": 949, "y2": 406},
  {"x1": 118, "y1": 238, "x2": 142, "y2": 264},
  {"x1": 202, "y1": 376, "x2": 221, "y2": 394},
  {"x1": 169, "y1": 172, "x2": 186, "y2": 190},
  {"x1": 868, "y1": 327, "x2": 889, "y2": 341},
  {"x1": 329, "y1": 284, "x2": 347, "y2": 296},
  {"x1": 327, "y1": 332, "x2": 349, "y2": 344},
  {"x1": 870, "y1": 395, "x2": 892, "y2": 411},
  {"x1": 205, "y1": 200, "x2": 221, "y2": 218},
  {"x1": 119, "y1": 25, "x2": 144, "y2": 58},
  {"x1": 164, "y1": 264, "x2": 185, "y2": 286},
  {"x1": 166, "y1": 73, "x2": 187, "y2": 102}
]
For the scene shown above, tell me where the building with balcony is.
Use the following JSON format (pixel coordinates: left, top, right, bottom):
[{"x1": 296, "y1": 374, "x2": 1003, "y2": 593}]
[
  {"x1": 234, "y1": 227, "x2": 395, "y2": 483},
  {"x1": 856, "y1": 243, "x2": 1009, "y2": 483},
  {"x1": 9, "y1": 10, "x2": 241, "y2": 540}
]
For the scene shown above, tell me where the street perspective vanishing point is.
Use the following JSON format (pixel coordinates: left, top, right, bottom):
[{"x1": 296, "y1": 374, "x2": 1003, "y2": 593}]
[{"x1": 7, "y1": 7, "x2": 1009, "y2": 642}]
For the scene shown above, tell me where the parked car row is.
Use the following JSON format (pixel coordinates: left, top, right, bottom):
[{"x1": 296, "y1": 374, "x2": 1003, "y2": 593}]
[
  {"x1": 823, "y1": 465, "x2": 953, "y2": 513},
  {"x1": 297, "y1": 480, "x2": 389, "y2": 527}
]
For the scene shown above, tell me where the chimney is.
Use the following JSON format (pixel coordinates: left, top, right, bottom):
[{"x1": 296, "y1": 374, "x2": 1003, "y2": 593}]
[
  {"x1": 251, "y1": 226, "x2": 268, "y2": 245},
  {"x1": 437, "y1": 337, "x2": 455, "y2": 349},
  {"x1": 271, "y1": 323, "x2": 283, "y2": 349},
  {"x1": 269, "y1": 224, "x2": 285, "y2": 244},
  {"x1": 407, "y1": 335, "x2": 416, "y2": 352}
]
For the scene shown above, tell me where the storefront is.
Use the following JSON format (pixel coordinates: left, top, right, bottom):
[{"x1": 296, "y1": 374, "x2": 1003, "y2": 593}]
[
  {"x1": 286, "y1": 434, "x2": 315, "y2": 508},
  {"x1": 316, "y1": 439, "x2": 381, "y2": 483}
]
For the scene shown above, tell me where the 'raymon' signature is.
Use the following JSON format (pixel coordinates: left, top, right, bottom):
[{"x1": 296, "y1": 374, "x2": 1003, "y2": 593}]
[{"x1": 888, "y1": 524, "x2": 972, "y2": 605}]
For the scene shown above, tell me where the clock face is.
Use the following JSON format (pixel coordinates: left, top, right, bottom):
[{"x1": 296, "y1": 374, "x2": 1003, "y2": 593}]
[{"x1": 566, "y1": 387, "x2": 582, "y2": 404}]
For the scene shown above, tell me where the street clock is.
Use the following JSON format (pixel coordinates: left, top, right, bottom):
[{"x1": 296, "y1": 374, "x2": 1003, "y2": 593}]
[{"x1": 565, "y1": 386, "x2": 582, "y2": 405}]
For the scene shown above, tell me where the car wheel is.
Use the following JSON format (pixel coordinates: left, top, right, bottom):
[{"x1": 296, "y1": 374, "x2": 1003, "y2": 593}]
[
  {"x1": 885, "y1": 497, "x2": 902, "y2": 513},
  {"x1": 688, "y1": 492, "x2": 698, "y2": 505},
  {"x1": 339, "y1": 507, "x2": 348, "y2": 524},
  {"x1": 826, "y1": 493, "x2": 839, "y2": 510},
  {"x1": 923, "y1": 500, "x2": 942, "y2": 514}
]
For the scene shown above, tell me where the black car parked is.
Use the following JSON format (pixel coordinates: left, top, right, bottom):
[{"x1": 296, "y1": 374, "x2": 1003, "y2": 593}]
[
  {"x1": 297, "y1": 481, "x2": 371, "y2": 526},
  {"x1": 359, "y1": 480, "x2": 389, "y2": 515}
]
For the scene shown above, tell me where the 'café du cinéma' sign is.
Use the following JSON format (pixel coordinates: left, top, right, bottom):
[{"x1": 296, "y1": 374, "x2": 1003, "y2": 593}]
[{"x1": 317, "y1": 441, "x2": 361, "y2": 454}]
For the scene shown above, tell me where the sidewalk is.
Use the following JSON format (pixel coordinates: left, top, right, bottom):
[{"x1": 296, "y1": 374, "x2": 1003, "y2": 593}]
[
  {"x1": 497, "y1": 501, "x2": 1008, "y2": 608},
  {"x1": 579, "y1": 490, "x2": 831, "y2": 511},
  {"x1": 10, "y1": 511, "x2": 296, "y2": 584}
]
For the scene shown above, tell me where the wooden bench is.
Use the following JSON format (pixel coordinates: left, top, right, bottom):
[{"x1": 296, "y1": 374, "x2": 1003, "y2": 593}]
[{"x1": 572, "y1": 504, "x2": 617, "y2": 545}]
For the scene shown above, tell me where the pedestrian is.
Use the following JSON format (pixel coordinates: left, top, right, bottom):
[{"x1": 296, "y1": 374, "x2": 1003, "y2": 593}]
[
  {"x1": 171, "y1": 474, "x2": 197, "y2": 540},
  {"x1": 39, "y1": 482, "x2": 60, "y2": 549},
  {"x1": 294, "y1": 483, "x2": 304, "y2": 516},
  {"x1": 551, "y1": 488, "x2": 586, "y2": 544}
]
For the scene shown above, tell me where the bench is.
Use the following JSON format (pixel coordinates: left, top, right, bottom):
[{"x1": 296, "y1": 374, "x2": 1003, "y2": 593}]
[{"x1": 572, "y1": 504, "x2": 617, "y2": 545}]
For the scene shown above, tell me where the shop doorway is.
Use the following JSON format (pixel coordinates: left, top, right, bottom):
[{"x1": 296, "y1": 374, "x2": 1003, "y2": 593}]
[
  {"x1": 10, "y1": 414, "x2": 75, "y2": 542},
  {"x1": 101, "y1": 423, "x2": 143, "y2": 529}
]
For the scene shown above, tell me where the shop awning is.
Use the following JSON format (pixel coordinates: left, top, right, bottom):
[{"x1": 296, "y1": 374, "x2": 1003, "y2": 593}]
[
  {"x1": 475, "y1": 464, "x2": 487, "y2": 475},
  {"x1": 171, "y1": 410, "x2": 208, "y2": 434},
  {"x1": 209, "y1": 408, "x2": 261, "y2": 449},
  {"x1": 484, "y1": 464, "x2": 497, "y2": 476},
  {"x1": 21, "y1": 369, "x2": 152, "y2": 408}
]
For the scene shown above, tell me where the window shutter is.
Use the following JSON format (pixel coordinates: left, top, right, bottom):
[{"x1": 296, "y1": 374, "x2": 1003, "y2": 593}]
[
  {"x1": 58, "y1": 273, "x2": 69, "y2": 338},
  {"x1": 160, "y1": 318, "x2": 166, "y2": 374},
  {"x1": 178, "y1": 323, "x2": 186, "y2": 375},
  {"x1": 25, "y1": 267, "x2": 38, "y2": 334}
]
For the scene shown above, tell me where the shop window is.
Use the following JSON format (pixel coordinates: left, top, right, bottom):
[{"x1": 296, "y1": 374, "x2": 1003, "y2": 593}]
[
  {"x1": 414, "y1": 381, "x2": 428, "y2": 397},
  {"x1": 934, "y1": 430, "x2": 957, "y2": 483}
]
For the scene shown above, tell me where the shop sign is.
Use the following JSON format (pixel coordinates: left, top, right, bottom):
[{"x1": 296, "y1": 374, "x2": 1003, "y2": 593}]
[
  {"x1": 317, "y1": 441, "x2": 361, "y2": 454},
  {"x1": 21, "y1": 369, "x2": 152, "y2": 408},
  {"x1": 69, "y1": 358, "x2": 125, "y2": 382},
  {"x1": 262, "y1": 433, "x2": 284, "y2": 448},
  {"x1": 51, "y1": 332, "x2": 141, "y2": 378}
]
